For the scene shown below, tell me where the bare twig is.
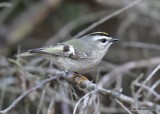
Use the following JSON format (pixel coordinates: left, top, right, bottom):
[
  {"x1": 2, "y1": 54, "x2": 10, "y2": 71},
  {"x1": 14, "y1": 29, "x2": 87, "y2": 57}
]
[
  {"x1": 0, "y1": 2, "x2": 12, "y2": 8},
  {"x1": 73, "y1": 90, "x2": 96, "y2": 114},
  {"x1": 0, "y1": 0, "x2": 20, "y2": 25},
  {"x1": 63, "y1": 73, "x2": 156, "y2": 108},
  {"x1": 117, "y1": 13, "x2": 137, "y2": 38},
  {"x1": 0, "y1": 70, "x2": 158, "y2": 114},
  {"x1": 134, "y1": 82, "x2": 160, "y2": 99},
  {"x1": 131, "y1": 74, "x2": 144, "y2": 98},
  {"x1": 72, "y1": 0, "x2": 142, "y2": 39},
  {"x1": 135, "y1": 65, "x2": 160, "y2": 97},
  {"x1": 0, "y1": 87, "x2": 6, "y2": 110},
  {"x1": 44, "y1": 9, "x2": 112, "y2": 46},
  {"x1": 115, "y1": 99, "x2": 133, "y2": 114},
  {"x1": 131, "y1": 65, "x2": 160, "y2": 100},
  {"x1": 151, "y1": 79, "x2": 160, "y2": 91},
  {"x1": 6, "y1": 0, "x2": 61, "y2": 47},
  {"x1": 47, "y1": 94, "x2": 55, "y2": 114},
  {"x1": 147, "y1": 79, "x2": 160, "y2": 99},
  {"x1": 79, "y1": 97, "x2": 89, "y2": 114},
  {"x1": 0, "y1": 76, "x2": 58, "y2": 114},
  {"x1": 122, "y1": 42, "x2": 160, "y2": 51},
  {"x1": 37, "y1": 83, "x2": 50, "y2": 114},
  {"x1": 98, "y1": 57, "x2": 160, "y2": 87}
]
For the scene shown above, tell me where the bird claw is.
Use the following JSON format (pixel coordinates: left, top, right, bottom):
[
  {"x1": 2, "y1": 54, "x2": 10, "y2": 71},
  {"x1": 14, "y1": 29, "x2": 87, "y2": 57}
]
[{"x1": 72, "y1": 72, "x2": 88, "y2": 88}]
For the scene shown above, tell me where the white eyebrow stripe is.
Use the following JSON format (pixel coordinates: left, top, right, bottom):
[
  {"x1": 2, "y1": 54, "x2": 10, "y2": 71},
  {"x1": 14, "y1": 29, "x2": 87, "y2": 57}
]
[{"x1": 92, "y1": 36, "x2": 112, "y2": 41}]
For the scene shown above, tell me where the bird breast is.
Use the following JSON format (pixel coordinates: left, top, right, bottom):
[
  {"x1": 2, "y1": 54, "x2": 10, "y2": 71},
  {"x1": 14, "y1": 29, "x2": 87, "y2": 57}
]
[{"x1": 55, "y1": 56, "x2": 101, "y2": 72}]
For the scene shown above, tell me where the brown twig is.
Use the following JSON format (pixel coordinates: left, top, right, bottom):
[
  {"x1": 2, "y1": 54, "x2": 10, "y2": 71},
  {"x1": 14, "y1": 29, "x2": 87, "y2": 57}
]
[
  {"x1": 0, "y1": 70, "x2": 158, "y2": 114},
  {"x1": 72, "y1": 0, "x2": 143, "y2": 39},
  {"x1": 135, "y1": 65, "x2": 160, "y2": 98},
  {"x1": 44, "y1": 9, "x2": 112, "y2": 46},
  {"x1": 63, "y1": 73, "x2": 155, "y2": 108},
  {"x1": 0, "y1": 76, "x2": 58, "y2": 114},
  {"x1": 115, "y1": 98, "x2": 133, "y2": 114},
  {"x1": 73, "y1": 90, "x2": 95, "y2": 114},
  {"x1": 0, "y1": 2, "x2": 12, "y2": 8},
  {"x1": 122, "y1": 42, "x2": 160, "y2": 51},
  {"x1": 98, "y1": 57, "x2": 160, "y2": 87}
]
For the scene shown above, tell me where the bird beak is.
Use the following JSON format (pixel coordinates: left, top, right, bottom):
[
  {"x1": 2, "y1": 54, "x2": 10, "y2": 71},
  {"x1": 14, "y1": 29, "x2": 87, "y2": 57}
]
[{"x1": 109, "y1": 38, "x2": 119, "y2": 42}]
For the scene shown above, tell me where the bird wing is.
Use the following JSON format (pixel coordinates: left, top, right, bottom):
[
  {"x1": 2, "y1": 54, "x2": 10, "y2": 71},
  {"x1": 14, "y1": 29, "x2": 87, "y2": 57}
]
[{"x1": 27, "y1": 43, "x2": 90, "y2": 59}]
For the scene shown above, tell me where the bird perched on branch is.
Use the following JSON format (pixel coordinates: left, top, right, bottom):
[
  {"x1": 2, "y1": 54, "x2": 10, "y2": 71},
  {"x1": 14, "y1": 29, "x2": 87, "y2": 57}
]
[{"x1": 17, "y1": 32, "x2": 118, "y2": 72}]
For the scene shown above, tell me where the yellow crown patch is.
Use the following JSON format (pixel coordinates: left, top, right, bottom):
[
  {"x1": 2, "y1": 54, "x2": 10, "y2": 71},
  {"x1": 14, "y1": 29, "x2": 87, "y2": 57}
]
[{"x1": 90, "y1": 32, "x2": 109, "y2": 36}]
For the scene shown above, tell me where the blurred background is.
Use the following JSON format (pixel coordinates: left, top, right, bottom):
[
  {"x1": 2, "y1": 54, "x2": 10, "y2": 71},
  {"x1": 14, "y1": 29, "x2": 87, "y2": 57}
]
[{"x1": 0, "y1": 0, "x2": 160, "y2": 114}]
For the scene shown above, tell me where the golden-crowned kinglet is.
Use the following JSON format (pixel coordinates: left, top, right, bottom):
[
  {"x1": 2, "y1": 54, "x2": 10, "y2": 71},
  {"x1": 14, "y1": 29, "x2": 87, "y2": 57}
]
[{"x1": 17, "y1": 32, "x2": 118, "y2": 72}]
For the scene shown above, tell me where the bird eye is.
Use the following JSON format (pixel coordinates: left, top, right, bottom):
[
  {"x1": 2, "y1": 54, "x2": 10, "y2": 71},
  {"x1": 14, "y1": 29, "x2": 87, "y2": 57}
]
[{"x1": 100, "y1": 38, "x2": 107, "y2": 43}]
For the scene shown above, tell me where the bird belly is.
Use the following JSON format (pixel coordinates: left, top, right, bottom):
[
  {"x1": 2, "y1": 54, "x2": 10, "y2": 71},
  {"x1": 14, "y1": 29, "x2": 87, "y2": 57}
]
[{"x1": 54, "y1": 57, "x2": 100, "y2": 72}]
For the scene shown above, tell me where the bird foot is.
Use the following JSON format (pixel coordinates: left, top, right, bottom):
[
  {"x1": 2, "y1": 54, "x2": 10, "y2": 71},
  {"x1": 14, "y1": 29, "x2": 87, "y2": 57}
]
[{"x1": 72, "y1": 72, "x2": 88, "y2": 87}]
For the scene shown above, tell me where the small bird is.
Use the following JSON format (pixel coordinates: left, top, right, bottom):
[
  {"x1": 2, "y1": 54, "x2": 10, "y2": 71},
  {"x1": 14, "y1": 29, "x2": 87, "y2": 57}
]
[{"x1": 17, "y1": 32, "x2": 118, "y2": 72}]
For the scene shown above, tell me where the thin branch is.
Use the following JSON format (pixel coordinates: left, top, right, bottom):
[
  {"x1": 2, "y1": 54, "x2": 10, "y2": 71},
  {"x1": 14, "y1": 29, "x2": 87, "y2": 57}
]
[
  {"x1": 117, "y1": 13, "x2": 137, "y2": 38},
  {"x1": 0, "y1": 3, "x2": 12, "y2": 8},
  {"x1": 0, "y1": 87, "x2": 6, "y2": 110},
  {"x1": 0, "y1": 76, "x2": 58, "y2": 114},
  {"x1": 44, "y1": 9, "x2": 112, "y2": 46},
  {"x1": 151, "y1": 79, "x2": 160, "y2": 90},
  {"x1": 115, "y1": 99, "x2": 133, "y2": 114},
  {"x1": 72, "y1": 0, "x2": 143, "y2": 39},
  {"x1": 131, "y1": 74, "x2": 144, "y2": 99},
  {"x1": 136, "y1": 65, "x2": 160, "y2": 96},
  {"x1": 63, "y1": 73, "x2": 156, "y2": 108},
  {"x1": 134, "y1": 82, "x2": 160, "y2": 99},
  {"x1": 147, "y1": 79, "x2": 160, "y2": 99},
  {"x1": 0, "y1": 0, "x2": 20, "y2": 25},
  {"x1": 37, "y1": 83, "x2": 50, "y2": 114},
  {"x1": 98, "y1": 57, "x2": 160, "y2": 87},
  {"x1": 0, "y1": 71, "x2": 158, "y2": 114},
  {"x1": 73, "y1": 90, "x2": 96, "y2": 114},
  {"x1": 131, "y1": 66, "x2": 160, "y2": 100},
  {"x1": 122, "y1": 42, "x2": 160, "y2": 51},
  {"x1": 47, "y1": 94, "x2": 55, "y2": 114}
]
